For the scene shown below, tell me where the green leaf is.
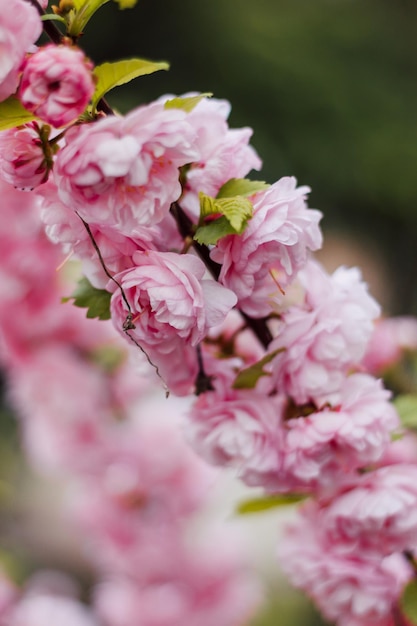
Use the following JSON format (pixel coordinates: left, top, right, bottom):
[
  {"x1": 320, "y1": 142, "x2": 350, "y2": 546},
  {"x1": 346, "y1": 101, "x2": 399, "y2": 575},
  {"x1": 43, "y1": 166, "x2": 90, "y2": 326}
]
[
  {"x1": 41, "y1": 13, "x2": 66, "y2": 23},
  {"x1": 236, "y1": 493, "x2": 307, "y2": 515},
  {"x1": 217, "y1": 178, "x2": 270, "y2": 199},
  {"x1": 233, "y1": 349, "x2": 284, "y2": 389},
  {"x1": 92, "y1": 59, "x2": 169, "y2": 109},
  {"x1": 400, "y1": 579, "x2": 417, "y2": 625},
  {"x1": 194, "y1": 192, "x2": 253, "y2": 245},
  {"x1": 0, "y1": 97, "x2": 37, "y2": 131},
  {"x1": 393, "y1": 394, "x2": 417, "y2": 431},
  {"x1": 194, "y1": 216, "x2": 240, "y2": 245},
  {"x1": 62, "y1": 277, "x2": 111, "y2": 320},
  {"x1": 68, "y1": 0, "x2": 110, "y2": 36},
  {"x1": 164, "y1": 93, "x2": 213, "y2": 113}
]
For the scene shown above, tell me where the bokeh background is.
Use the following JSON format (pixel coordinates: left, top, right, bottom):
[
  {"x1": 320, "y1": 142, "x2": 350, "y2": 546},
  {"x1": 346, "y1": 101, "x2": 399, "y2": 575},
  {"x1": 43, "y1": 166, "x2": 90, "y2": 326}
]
[
  {"x1": 2, "y1": 1, "x2": 417, "y2": 625},
  {"x1": 81, "y1": 0, "x2": 417, "y2": 314}
]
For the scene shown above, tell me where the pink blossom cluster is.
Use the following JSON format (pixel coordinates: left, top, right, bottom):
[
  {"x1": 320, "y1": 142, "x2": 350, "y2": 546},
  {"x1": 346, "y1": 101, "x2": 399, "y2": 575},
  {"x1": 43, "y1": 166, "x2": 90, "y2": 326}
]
[
  {"x1": 0, "y1": 179, "x2": 261, "y2": 626},
  {"x1": 2, "y1": 6, "x2": 417, "y2": 626}
]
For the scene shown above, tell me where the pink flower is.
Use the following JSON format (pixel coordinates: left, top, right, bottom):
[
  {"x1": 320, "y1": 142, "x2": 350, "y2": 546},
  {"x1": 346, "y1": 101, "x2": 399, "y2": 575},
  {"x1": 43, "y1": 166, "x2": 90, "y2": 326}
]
[
  {"x1": 19, "y1": 45, "x2": 95, "y2": 128},
  {"x1": 178, "y1": 95, "x2": 262, "y2": 218},
  {"x1": 7, "y1": 593, "x2": 98, "y2": 626},
  {"x1": 110, "y1": 250, "x2": 237, "y2": 393},
  {"x1": 71, "y1": 416, "x2": 214, "y2": 576},
  {"x1": 280, "y1": 373, "x2": 399, "y2": 494},
  {"x1": 363, "y1": 316, "x2": 417, "y2": 373},
  {"x1": 268, "y1": 260, "x2": 380, "y2": 404},
  {"x1": 94, "y1": 532, "x2": 261, "y2": 626},
  {"x1": 0, "y1": 124, "x2": 50, "y2": 190},
  {"x1": 320, "y1": 465, "x2": 417, "y2": 556},
  {"x1": 280, "y1": 504, "x2": 412, "y2": 626},
  {"x1": 211, "y1": 177, "x2": 323, "y2": 317},
  {"x1": 53, "y1": 101, "x2": 198, "y2": 232},
  {"x1": 187, "y1": 359, "x2": 285, "y2": 487},
  {"x1": 0, "y1": 0, "x2": 42, "y2": 101}
]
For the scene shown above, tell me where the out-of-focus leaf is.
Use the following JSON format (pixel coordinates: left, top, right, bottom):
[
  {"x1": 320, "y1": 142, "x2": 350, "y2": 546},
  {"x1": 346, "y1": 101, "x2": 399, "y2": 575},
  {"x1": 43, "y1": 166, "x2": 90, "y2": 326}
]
[
  {"x1": 394, "y1": 394, "x2": 417, "y2": 431},
  {"x1": 113, "y1": 0, "x2": 137, "y2": 8},
  {"x1": 400, "y1": 579, "x2": 417, "y2": 625},
  {"x1": 236, "y1": 493, "x2": 306, "y2": 515},
  {"x1": 62, "y1": 277, "x2": 111, "y2": 320},
  {"x1": 68, "y1": 0, "x2": 110, "y2": 35},
  {"x1": 233, "y1": 349, "x2": 283, "y2": 389},
  {"x1": 0, "y1": 97, "x2": 36, "y2": 131},
  {"x1": 217, "y1": 178, "x2": 270, "y2": 199},
  {"x1": 164, "y1": 93, "x2": 212, "y2": 112}
]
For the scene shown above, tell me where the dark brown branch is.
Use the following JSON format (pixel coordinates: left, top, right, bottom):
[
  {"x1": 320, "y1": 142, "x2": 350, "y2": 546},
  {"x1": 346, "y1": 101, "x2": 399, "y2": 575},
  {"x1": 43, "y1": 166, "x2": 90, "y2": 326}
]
[{"x1": 25, "y1": 0, "x2": 64, "y2": 44}]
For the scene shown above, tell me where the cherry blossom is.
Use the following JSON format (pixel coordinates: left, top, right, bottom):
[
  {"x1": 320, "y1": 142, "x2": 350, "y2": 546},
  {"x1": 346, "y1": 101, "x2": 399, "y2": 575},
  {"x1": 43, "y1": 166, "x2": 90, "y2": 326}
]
[
  {"x1": 19, "y1": 45, "x2": 95, "y2": 128},
  {"x1": 0, "y1": 0, "x2": 42, "y2": 101},
  {"x1": 211, "y1": 177, "x2": 323, "y2": 316},
  {"x1": 53, "y1": 102, "x2": 198, "y2": 232}
]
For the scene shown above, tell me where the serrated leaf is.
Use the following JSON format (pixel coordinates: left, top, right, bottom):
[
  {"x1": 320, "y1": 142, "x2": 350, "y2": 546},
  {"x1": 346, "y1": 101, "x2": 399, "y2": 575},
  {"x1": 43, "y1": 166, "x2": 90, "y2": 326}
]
[
  {"x1": 164, "y1": 93, "x2": 213, "y2": 113},
  {"x1": 62, "y1": 277, "x2": 111, "y2": 320},
  {"x1": 236, "y1": 493, "x2": 307, "y2": 515},
  {"x1": 217, "y1": 178, "x2": 270, "y2": 199},
  {"x1": 0, "y1": 97, "x2": 37, "y2": 131},
  {"x1": 218, "y1": 196, "x2": 253, "y2": 231},
  {"x1": 199, "y1": 192, "x2": 253, "y2": 230},
  {"x1": 233, "y1": 349, "x2": 284, "y2": 389},
  {"x1": 194, "y1": 216, "x2": 239, "y2": 246},
  {"x1": 400, "y1": 579, "x2": 417, "y2": 624},
  {"x1": 92, "y1": 59, "x2": 169, "y2": 108},
  {"x1": 68, "y1": 0, "x2": 110, "y2": 35},
  {"x1": 394, "y1": 394, "x2": 417, "y2": 431}
]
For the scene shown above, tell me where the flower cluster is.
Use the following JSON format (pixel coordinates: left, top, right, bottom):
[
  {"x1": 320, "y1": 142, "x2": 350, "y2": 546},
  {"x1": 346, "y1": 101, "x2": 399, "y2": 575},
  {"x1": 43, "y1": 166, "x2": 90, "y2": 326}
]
[{"x1": 1, "y1": 2, "x2": 417, "y2": 626}]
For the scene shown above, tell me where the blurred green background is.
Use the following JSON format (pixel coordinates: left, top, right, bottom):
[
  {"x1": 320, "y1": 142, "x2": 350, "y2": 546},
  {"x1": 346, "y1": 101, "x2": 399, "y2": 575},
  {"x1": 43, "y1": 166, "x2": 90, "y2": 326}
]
[{"x1": 80, "y1": 0, "x2": 417, "y2": 313}]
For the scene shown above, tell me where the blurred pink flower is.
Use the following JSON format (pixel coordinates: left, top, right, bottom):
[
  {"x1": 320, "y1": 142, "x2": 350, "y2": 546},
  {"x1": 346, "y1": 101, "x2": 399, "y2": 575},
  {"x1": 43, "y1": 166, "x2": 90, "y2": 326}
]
[
  {"x1": 7, "y1": 593, "x2": 98, "y2": 626},
  {"x1": 19, "y1": 45, "x2": 95, "y2": 128},
  {"x1": 0, "y1": 124, "x2": 49, "y2": 190},
  {"x1": 363, "y1": 316, "x2": 417, "y2": 373},
  {"x1": 0, "y1": 0, "x2": 42, "y2": 101},
  {"x1": 94, "y1": 532, "x2": 261, "y2": 626},
  {"x1": 280, "y1": 503, "x2": 412, "y2": 626}
]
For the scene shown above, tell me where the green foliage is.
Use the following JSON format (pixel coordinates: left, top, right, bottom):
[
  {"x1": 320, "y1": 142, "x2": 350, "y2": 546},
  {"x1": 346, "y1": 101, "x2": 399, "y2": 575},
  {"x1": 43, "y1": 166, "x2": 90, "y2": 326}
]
[
  {"x1": 67, "y1": 0, "x2": 109, "y2": 35},
  {"x1": 400, "y1": 579, "x2": 417, "y2": 625},
  {"x1": 233, "y1": 350, "x2": 283, "y2": 390},
  {"x1": 236, "y1": 493, "x2": 306, "y2": 515},
  {"x1": 67, "y1": 0, "x2": 137, "y2": 35},
  {"x1": 92, "y1": 58, "x2": 169, "y2": 109},
  {"x1": 0, "y1": 97, "x2": 36, "y2": 131},
  {"x1": 164, "y1": 93, "x2": 212, "y2": 112},
  {"x1": 216, "y1": 178, "x2": 270, "y2": 199},
  {"x1": 194, "y1": 191, "x2": 253, "y2": 245},
  {"x1": 62, "y1": 277, "x2": 111, "y2": 320},
  {"x1": 393, "y1": 394, "x2": 417, "y2": 431}
]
